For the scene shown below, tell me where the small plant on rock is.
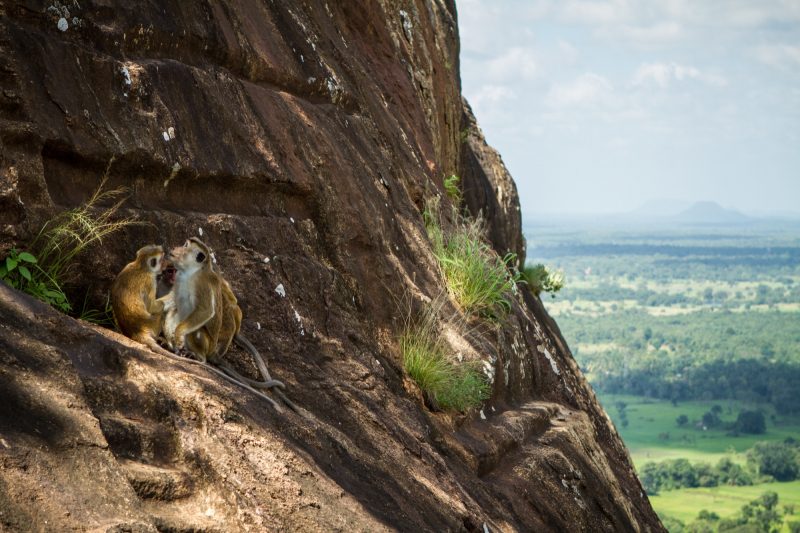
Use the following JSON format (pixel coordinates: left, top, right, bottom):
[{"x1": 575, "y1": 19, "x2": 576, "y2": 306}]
[
  {"x1": 424, "y1": 197, "x2": 520, "y2": 320},
  {"x1": 399, "y1": 296, "x2": 490, "y2": 412},
  {"x1": 522, "y1": 263, "x2": 565, "y2": 298},
  {"x1": 1, "y1": 175, "x2": 136, "y2": 314},
  {"x1": 443, "y1": 174, "x2": 462, "y2": 205}
]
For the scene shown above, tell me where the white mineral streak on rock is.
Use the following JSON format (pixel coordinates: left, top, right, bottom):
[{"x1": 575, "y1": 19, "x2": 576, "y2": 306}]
[{"x1": 537, "y1": 345, "x2": 560, "y2": 375}]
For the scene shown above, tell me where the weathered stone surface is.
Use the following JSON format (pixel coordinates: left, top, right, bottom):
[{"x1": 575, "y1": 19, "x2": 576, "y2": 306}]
[{"x1": 0, "y1": 1, "x2": 663, "y2": 531}]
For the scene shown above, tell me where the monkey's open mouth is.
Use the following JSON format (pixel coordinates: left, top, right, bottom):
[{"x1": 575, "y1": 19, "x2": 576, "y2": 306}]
[{"x1": 161, "y1": 263, "x2": 177, "y2": 285}]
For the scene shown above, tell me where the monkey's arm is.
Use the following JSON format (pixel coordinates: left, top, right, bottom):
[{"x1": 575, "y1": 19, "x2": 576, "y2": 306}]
[
  {"x1": 147, "y1": 297, "x2": 165, "y2": 315},
  {"x1": 156, "y1": 292, "x2": 175, "y2": 312}
]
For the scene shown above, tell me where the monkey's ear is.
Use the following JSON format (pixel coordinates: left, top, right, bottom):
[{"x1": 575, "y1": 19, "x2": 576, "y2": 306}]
[{"x1": 196, "y1": 252, "x2": 206, "y2": 263}]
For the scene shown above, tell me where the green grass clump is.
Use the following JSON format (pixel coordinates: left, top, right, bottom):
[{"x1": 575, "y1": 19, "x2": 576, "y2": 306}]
[
  {"x1": 522, "y1": 263, "x2": 565, "y2": 298},
  {"x1": 443, "y1": 174, "x2": 462, "y2": 204},
  {"x1": 1, "y1": 175, "x2": 135, "y2": 315},
  {"x1": 424, "y1": 198, "x2": 520, "y2": 319},
  {"x1": 400, "y1": 299, "x2": 490, "y2": 412}
]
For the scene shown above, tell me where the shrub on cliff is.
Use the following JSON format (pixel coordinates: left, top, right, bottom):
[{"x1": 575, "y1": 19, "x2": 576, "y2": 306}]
[
  {"x1": 522, "y1": 263, "x2": 565, "y2": 298},
  {"x1": 424, "y1": 197, "x2": 520, "y2": 320},
  {"x1": 399, "y1": 297, "x2": 489, "y2": 412}
]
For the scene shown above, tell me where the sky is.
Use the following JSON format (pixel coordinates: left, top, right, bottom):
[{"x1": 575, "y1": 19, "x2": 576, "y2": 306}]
[{"x1": 457, "y1": 0, "x2": 800, "y2": 216}]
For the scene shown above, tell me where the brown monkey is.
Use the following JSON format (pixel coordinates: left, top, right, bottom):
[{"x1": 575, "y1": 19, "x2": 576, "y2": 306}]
[
  {"x1": 111, "y1": 244, "x2": 282, "y2": 410},
  {"x1": 111, "y1": 244, "x2": 174, "y2": 358},
  {"x1": 164, "y1": 239, "x2": 297, "y2": 411},
  {"x1": 162, "y1": 237, "x2": 224, "y2": 360}
]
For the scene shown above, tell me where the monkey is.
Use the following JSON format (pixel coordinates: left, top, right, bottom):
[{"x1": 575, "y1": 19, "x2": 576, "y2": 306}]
[
  {"x1": 112, "y1": 244, "x2": 283, "y2": 410},
  {"x1": 111, "y1": 244, "x2": 175, "y2": 358},
  {"x1": 163, "y1": 238, "x2": 299, "y2": 412},
  {"x1": 162, "y1": 237, "x2": 224, "y2": 359}
]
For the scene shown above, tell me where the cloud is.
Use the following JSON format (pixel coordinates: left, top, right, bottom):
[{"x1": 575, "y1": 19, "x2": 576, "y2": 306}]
[
  {"x1": 753, "y1": 45, "x2": 800, "y2": 72},
  {"x1": 546, "y1": 73, "x2": 613, "y2": 108},
  {"x1": 553, "y1": 0, "x2": 800, "y2": 45},
  {"x1": 632, "y1": 62, "x2": 727, "y2": 88},
  {"x1": 482, "y1": 47, "x2": 539, "y2": 82},
  {"x1": 469, "y1": 84, "x2": 517, "y2": 108}
]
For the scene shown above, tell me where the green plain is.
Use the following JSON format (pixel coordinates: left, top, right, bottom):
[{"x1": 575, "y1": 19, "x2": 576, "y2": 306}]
[
  {"x1": 598, "y1": 393, "x2": 800, "y2": 469},
  {"x1": 650, "y1": 481, "x2": 800, "y2": 528}
]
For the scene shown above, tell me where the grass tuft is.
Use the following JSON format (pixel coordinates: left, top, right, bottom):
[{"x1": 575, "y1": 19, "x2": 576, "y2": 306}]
[
  {"x1": 424, "y1": 197, "x2": 520, "y2": 319},
  {"x1": 30, "y1": 177, "x2": 135, "y2": 287},
  {"x1": 400, "y1": 296, "x2": 490, "y2": 412},
  {"x1": 443, "y1": 174, "x2": 462, "y2": 205}
]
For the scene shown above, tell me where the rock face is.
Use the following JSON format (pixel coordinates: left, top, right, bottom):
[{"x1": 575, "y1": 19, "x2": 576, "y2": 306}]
[{"x1": 0, "y1": 1, "x2": 663, "y2": 531}]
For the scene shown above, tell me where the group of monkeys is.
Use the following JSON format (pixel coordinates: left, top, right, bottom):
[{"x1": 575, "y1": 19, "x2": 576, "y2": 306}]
[{"x1": 110, "y1": 237, "x2": 296, "y2": 412}]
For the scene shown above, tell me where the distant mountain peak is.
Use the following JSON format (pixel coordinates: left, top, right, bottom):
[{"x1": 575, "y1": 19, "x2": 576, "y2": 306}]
[{"x1": 677, "y1": 201, "x2": 749, "y2": 224}]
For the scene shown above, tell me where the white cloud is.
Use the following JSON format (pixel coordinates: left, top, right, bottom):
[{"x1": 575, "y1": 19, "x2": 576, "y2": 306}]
[
  {"x1": 552, "y1": 0, "x2": 800, "y2": 45},
  {"x1": 469, "y1": 84, "x2": 517, "y2": 108},
  {"x1": 557, "y1": 40, "x2": 579, "y2": 64},
  {"x1": 546, "y1": 73, "x2": 613, "y2": 108},
  {"x1": 558, "y1": 0, "x2": 633, "y2": 25},
  {"x1": 753, "y1": 45, "x2": 800, "y2": 72},
  {"x1": 632, "y1": 62, "x2": 727, "y2": 88},
  {"x1": 484, "y1": 47, "x2": 539, "y2": 82}
]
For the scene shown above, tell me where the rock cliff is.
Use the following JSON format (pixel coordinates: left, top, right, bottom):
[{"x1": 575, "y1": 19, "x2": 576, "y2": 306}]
[{"x1": 0, "y1": 1, "x2": 663, "y2": 531}]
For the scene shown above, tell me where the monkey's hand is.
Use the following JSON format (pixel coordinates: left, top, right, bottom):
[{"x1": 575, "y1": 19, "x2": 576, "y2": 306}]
[
  {"x1": 157, "y1": 293, "x2": 175, "y2": 312},
  {"x1": 176, "y1": 346, "x2": 206, "y2": 364}
]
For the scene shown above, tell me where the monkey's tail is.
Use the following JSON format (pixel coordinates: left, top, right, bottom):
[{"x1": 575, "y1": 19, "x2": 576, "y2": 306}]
[
  {"x1": 233, "y1": 334, "x2": 304, "y2": 415},
  {"x1": 219, "y1": 362, "x2": 304, "y2": 416},
  {"x1": 234, "y1": 333, "x2": 273, "y2": 381},
  {"x1": 153, "y1": 348, "x2": 282, "y2": 411}
]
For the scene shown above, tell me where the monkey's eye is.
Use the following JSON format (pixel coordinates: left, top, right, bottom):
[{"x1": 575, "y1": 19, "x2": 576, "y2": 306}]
[
  {"x1": 150, "y1": 257, "x2": 157, "y2": 268},
  {"x1": 196, "y1": 252, "x2": 206, "y2": 263}
]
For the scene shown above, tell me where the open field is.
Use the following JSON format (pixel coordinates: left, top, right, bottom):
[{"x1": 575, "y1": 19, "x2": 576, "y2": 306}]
[
  {"x1": 650, "y1": 481, "x2": 800, "y2": 529},
  {"x1": 598, "y1": 394, "x2": 800, "y2": 468},
  {"x1": 525, "y1": 220, "x2": 800, "y2": 530}
]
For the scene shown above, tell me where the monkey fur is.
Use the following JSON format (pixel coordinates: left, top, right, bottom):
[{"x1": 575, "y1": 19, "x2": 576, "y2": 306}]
[
  {"x1": 111, "y1": 244, "x2": 175, "y2": 358},
  {"x1": 163, "y1": 238, "x2": 297, "y2": 412}
]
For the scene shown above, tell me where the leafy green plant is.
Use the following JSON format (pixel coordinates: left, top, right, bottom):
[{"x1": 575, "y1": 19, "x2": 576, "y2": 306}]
[
  {"x1": 443, "y1": 174, "x2": 462, "y2": 204},
  {"x1": 424, "y1": 197, "x2": 520, "y2": 319},
  {"x1": 1, "y1": 176, "x2": 135, "y2": 315},
  {"x1": 399, "y1": 297, "x2": 490, "y2": 412},
  {"x1": 0, "y1": 248, "x2": 71, "y2": 312},
  {"x1": 522, "y1": 263, "x2": 565, "y2": 298}
]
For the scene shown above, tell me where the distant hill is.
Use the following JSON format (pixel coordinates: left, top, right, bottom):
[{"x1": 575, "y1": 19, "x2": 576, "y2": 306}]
[
  {"x1": 628, "y1": 198, "x2": 692, "y2": 218},
  {"x1": 675, "y1": 201, "x2": 750, "y2": 224}
]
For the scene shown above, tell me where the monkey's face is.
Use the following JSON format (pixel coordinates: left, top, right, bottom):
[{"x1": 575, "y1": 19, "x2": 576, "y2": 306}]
[
  {"x1": 159, "y1": 258, "x2": 176, "y2": 287},
  {"x1": 136, "y1": 245, "x2": 165, "y2": 274},
  {"x1": 170, "y1": 239, "x2": 209, "y2": 275}
]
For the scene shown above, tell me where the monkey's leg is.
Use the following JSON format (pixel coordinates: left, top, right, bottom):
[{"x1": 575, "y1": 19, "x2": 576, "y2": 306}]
[
  {"x1": 186, "y1": 329, "x2": 215, "y2": 360},
  {"x1": 134, "y1": 333, "x2": 178, "y2": 359}
]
